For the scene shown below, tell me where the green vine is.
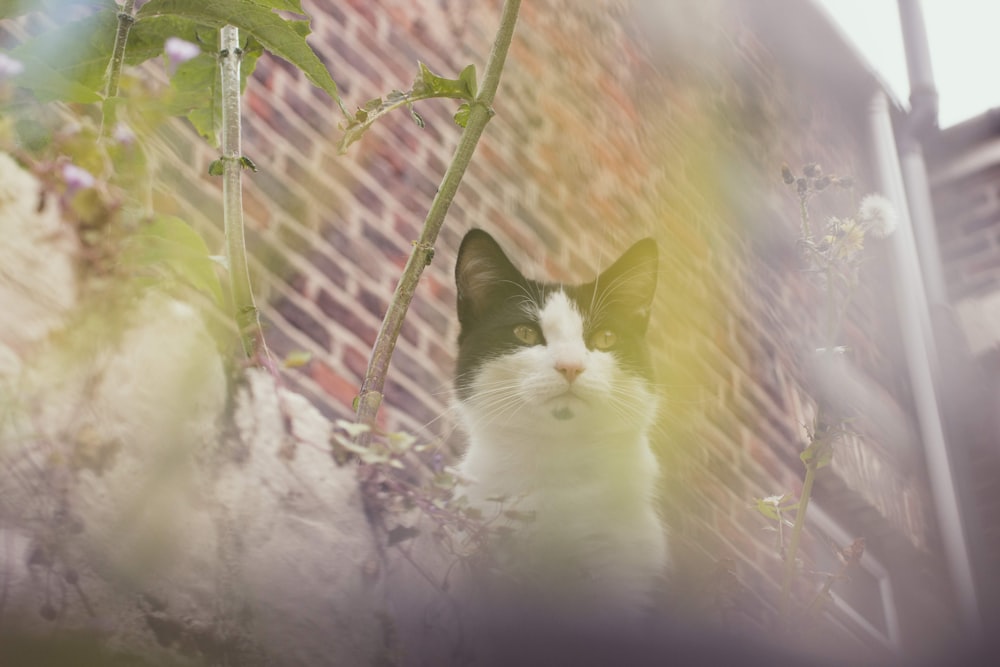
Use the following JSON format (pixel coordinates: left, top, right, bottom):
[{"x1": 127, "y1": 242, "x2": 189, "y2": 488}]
[{"x1": 353, "y1": 0, "x2": 522, "y2": 438}]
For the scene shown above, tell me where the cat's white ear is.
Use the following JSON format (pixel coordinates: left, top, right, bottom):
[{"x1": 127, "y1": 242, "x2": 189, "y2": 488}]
[
  {"x1": 455, "y1": 229, "x2": 523, "y2": 325},
  {"x1": 596, "y1": 238, "x2": 659, "y2": 320}
]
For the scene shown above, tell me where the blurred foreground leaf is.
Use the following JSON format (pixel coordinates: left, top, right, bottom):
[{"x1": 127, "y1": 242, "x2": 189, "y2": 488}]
[{"x1": 125, "y1": 215, "x2": 224, "y2": 305}]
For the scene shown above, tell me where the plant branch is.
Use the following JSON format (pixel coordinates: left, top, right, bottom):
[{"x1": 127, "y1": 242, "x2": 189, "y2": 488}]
[
  {"x1": 779, "y1": 458, "x2": 818, "y2": 623},
  {"x1": 219, "y1": 25, "x2": 266, "y2": 360},
  {"x1": 101, "y1": 0, "x2": 137, "y2": 135},
  {"x1": 353, "y1": 0, "x2": 522, "y2": 435}
]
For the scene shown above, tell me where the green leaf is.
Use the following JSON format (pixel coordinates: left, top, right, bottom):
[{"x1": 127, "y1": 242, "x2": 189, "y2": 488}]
[
  {"x1": 208, "y1": 159, "x2": 224, "y2": 176},
  {"x1": 414, "y1": 61, "x2": 476, "y2": 101},
  {"x1": 335, "y1": 419, "x2": 371, "y2": 439},
  {"x1": 453, "y1": 103, "x2": 470, "y2": 128},
  {"x1": 124, "y1": 15, "x2": 208, "y2": 65},
  {"x1": 10, "y1": 9, "x2": 117, "y2": 102},
  {"x1": 283, "y1": 350, "x2": 312, "y2": 368},
  {"x1": 458, "y1": 63, "x2": 478, "y2": 99},
  {"x1": 386, "y1": 431, "x2": 416, "y2": 454},
  {"x1": 753, "y1": 498, "x2": 781, "y2": 521},
  {"x1": 254, "y1": 0, "x2": 304, "y2": 12},
  {"x1": 800, "y1": 439, "x2": 834, "y2": 469},
  {"x1": 11, "y1": 55, "x2": 103, "y2": 103},
  {"x1": 126, "y1": 216, "x2": 224, "y2": 305},
  {"x1": 136, "y1": 0, "x2": 343, "y2": 107},
  {"x1": 0, "y1": 0, "x2": 114, "y2": 20}
]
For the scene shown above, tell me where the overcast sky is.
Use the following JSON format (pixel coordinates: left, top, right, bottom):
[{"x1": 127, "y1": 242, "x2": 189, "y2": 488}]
[{"x1": 816, "y1": 0, "x2": 1000, "y2": 128}]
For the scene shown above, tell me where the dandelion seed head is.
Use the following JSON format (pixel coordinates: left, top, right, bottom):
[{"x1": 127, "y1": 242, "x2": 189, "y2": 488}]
[{"x1": 857, "y1": 193, "x2": 898, "y2": 239}]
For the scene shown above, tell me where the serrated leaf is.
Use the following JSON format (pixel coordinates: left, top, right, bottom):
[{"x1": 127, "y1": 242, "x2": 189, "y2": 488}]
[
  {"x1": 136, "y1": 0, "x2": 342, "y2": 106},
  {"x1": 126, "y1": 215, "x2": 224, "y2": 305}
]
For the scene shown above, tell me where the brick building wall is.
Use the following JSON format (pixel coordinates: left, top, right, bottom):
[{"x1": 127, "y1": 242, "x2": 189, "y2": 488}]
[
  {"x1": 147, "y1": 0, "x2": 958, "y2": 658},
  {"x1": 925, "y1": 111, "x2": 1000, "y2": 633}
]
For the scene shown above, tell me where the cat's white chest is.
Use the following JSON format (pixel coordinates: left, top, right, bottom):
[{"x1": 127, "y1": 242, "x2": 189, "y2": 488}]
[{"x1": 457, "y1": 427, "x2": 668, "y2": 611}]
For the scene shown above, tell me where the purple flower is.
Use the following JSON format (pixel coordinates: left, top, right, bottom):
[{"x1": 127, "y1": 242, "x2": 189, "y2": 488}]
[
  {"x1": 112, "y1": 122, "x2": 136, "y2": 146},
  {"x1": 164, "y1": 37, "x2": 201, "y2": 68},
  {"x1": 0, "y1": 53, "x2": 25, "y2": 79},
  {"x1": 62, "y1": 163, "x2": 95, "y2": 192}
]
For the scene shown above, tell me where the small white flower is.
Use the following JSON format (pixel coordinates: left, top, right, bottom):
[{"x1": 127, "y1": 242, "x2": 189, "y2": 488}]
[
  {"x1": 164, "y1": 37, "x2": 201, "y2": 68},
  {"x1": 857, "y1": 193, "x2": 898, "y2": 239},
  {"x1": 61, "y1": 163, "x2": 95, "y2": 192},
  {"x1": 0, "y1": 53, "x2": 24, "y2": 79}
]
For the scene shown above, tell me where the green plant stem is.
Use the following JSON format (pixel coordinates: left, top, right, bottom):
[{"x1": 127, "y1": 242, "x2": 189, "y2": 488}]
[
  {"x1": 219, "y1": 25, "x2": 264, "y2": 359},
  {"x1": 353, "y1": 0, "x2": 522, "y2": 435},
  {"x1": 799, "y1": 194, "x2": 812, "y2": 244},
  {"x1": 780, "y1": 459, "x2": 818, "y2": 623},
  {"x1": 101, "y1": 0, "x2": 137, "y2": 135},
  {"x1": 824, "y1": 266, "x2": 839, "y2": 347}
]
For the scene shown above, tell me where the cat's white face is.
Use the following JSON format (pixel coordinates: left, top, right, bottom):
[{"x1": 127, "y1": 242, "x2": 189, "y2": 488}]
[
  {"x1": 453, "y1": 230, "x2": 659, "y2": 442},
  {"x1": 460, "y1": 290, "x2": 656, "y2": 437}
]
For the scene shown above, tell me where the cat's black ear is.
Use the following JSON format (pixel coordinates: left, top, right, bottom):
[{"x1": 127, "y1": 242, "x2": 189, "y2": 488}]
[
  {"x1": 595, "y1": 238, "x2": 658, "y2": 323},
  {"x1": 455, "y1": 229, "x2": 525, "y2": 325}
]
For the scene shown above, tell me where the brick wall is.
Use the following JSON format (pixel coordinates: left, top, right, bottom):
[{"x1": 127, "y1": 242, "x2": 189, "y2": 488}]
[
  {"x1": 926, "y1": 111, "x2": 1000, "y2": 633},
  {"x1": 149, "y1": 0, "x2": 956, "y2": 656}
]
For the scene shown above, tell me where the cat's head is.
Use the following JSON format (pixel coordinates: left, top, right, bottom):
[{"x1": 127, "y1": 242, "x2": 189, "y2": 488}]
[{"x1": 454, "y1": 229, "x2": 658, "y2": 436}]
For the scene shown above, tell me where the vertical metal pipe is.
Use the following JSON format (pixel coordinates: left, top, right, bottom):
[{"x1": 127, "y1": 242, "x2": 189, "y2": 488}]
[
  {"x1": 897, "y1": 0, "x2": 948, "y2": 305},
  {"x1": 868, "y1": 90, "x2": 982, "y2": 638},
  {"x1": 898, "y1": 0, "x2": 939, "y2": 112}
]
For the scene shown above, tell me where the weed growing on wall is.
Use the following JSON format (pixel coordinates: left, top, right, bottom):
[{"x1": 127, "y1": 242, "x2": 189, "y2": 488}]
[{"x1": 755, "y1": 162, "x2": 897, "y2": 629}]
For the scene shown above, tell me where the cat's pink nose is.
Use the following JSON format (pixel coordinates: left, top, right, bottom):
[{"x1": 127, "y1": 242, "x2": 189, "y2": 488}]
[{"x1": 555, "y1": 362, "x2": 585, "y2": 383}]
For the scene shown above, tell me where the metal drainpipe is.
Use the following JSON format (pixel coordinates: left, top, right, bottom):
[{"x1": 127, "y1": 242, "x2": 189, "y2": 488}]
[
  {"x1": 868, "y1": 90, "x2": 982, "y2": 639},
  {"x1": 897, "y1": 0, "x2": 948, "y2": 306}
]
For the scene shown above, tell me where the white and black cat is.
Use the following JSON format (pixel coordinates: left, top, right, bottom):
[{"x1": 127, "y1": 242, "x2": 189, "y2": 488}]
[
  {"x1": 389, "y1": 230, "x2": 667, "y2": 665},
  {"x1": 451, "y1": 228, "x2": 668, "y2": 615}
]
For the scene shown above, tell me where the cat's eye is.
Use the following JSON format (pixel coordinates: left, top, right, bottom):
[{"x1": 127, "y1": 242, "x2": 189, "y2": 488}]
[
  {"x1": 589, "y1": 329, "x2": 618, "y2": 350},
  {"x1": 513, "y1": 324, "x2": 541, "y2": 346}
]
